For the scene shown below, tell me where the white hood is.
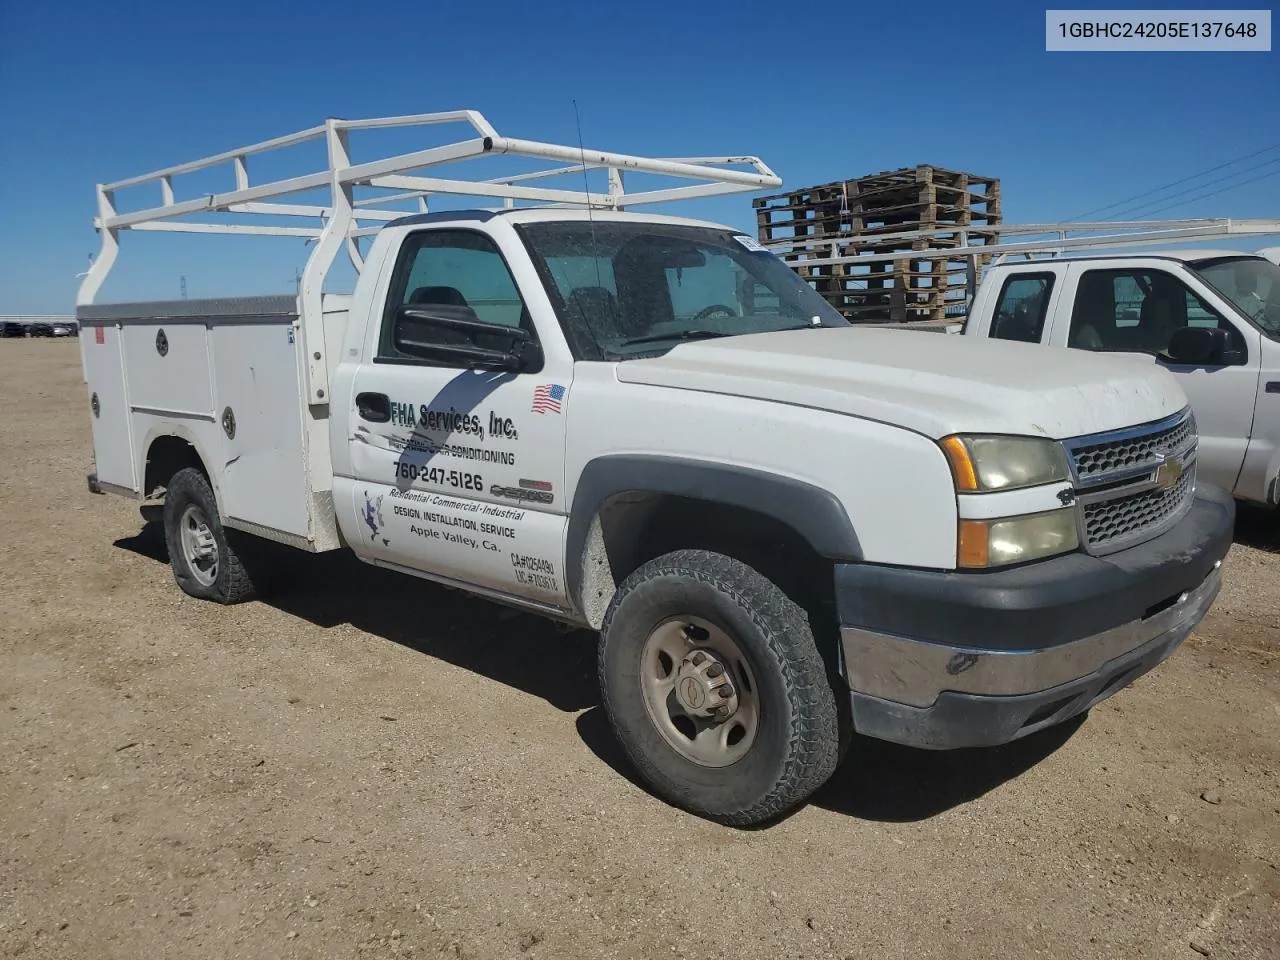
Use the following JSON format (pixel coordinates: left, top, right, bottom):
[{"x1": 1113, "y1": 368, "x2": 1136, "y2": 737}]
[{"x1": 614, "y1": 327, "x2": 1186, "y2": 440}]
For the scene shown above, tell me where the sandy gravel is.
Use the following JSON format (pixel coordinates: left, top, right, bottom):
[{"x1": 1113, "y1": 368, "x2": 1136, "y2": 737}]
[{"x1": 1, "y1": 339, "x2": 1277, "y2": 960}]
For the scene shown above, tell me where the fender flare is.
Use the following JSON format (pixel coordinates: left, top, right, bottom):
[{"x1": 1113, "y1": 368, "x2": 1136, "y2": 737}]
[
  {"x1": 564, "y1": 454, "x2": 861, "y2": 612},
  {"x1": 136, "y1": 422, "x2": 225, "y2": 513}
]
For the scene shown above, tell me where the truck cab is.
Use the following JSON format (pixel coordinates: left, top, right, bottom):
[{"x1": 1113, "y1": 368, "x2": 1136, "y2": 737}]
[{"x1": 967, "y1": 251, "x2": 1280, "y2": 507}]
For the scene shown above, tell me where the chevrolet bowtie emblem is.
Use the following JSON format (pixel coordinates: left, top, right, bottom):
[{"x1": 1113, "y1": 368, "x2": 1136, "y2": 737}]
[{"x1": 1153, "y1": 455, "x2": 1184, "y2": 491}]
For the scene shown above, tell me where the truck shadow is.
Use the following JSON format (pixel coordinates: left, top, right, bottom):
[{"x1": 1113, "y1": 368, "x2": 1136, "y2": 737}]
[
  {"x1": 117, "y1": 522, "x2": 1084, "y2": 825},
  {"x1": 114, "y1": 524, "x2": 599, "y2": 713},
  {"x1": 808, "y1": 715, "x2": 1086, "y2": 822},
  {"x1": 1234, "y1": 503, "x2": 1280, "y2": 554},
  {"x1": 573, "y1": 705, "x2": 1085, "y2": 825}
]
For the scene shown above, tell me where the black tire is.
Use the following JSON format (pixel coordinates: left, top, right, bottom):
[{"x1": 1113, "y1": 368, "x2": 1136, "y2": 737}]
[
  {"x1": 162, "y1": 467, "x2": 259, "y2": 604},
  {"x1": 598, "y1": 549, "x2": 840, "y2": 826}
]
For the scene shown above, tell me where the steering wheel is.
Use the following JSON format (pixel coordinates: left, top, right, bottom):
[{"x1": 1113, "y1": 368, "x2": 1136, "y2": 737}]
[{"x1": 693, "y1": 304, "x2": 737, "y2": 323}]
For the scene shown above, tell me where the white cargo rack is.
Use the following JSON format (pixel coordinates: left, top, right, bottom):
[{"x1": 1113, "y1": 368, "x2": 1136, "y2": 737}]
[
  {"x1": 766, "y1": 217, "x2": 1280, "y2": 319},
  {"x1": 765, "y1": 217, "x2": 1280, "y2": 264},
  {"x1": 78, "y1": 109, "x2": 781, "y2": 403}
]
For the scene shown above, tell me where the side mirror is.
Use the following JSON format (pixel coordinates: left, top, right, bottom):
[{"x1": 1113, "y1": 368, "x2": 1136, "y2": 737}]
[
  {"x1": 393, "y1": 306, "x2": 541, "y2": 372},
  {"x1": 1166, "y1": 326, "x2": 1241, "y2": 366}
]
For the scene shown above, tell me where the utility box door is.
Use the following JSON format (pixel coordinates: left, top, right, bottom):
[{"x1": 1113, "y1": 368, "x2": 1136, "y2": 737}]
[{"x1": 78, "y1": 322, "x2": 137, "y2": 491}]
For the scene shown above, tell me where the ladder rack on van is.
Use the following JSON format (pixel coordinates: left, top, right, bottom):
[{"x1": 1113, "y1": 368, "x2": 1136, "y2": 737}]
[
  {"x1": 78, "y1": 109, "x2": 782, "y2": 403},
  {"x1": 766, "y1": 217, "x2": 1280, "y2": 321},
  {"x1": 764, "y1": 217, "x2": 1280, "y2": 265}
]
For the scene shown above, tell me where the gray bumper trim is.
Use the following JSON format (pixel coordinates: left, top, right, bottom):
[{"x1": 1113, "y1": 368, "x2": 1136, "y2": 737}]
[{"x1": 841, "y1": 561, "x2": 1221, "y2": 709}]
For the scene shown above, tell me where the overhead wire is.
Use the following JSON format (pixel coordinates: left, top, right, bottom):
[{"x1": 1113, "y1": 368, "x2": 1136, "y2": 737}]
[
  {"x1": 1104, "y1": 155, "x2": 1280, "y2": 220},
  {"x1": 1066, "y1": 140, "x2": 1280, "y2": 221},
  {"x1": 1131, "y1": 164, "x2": 1280, "y2": 219}
]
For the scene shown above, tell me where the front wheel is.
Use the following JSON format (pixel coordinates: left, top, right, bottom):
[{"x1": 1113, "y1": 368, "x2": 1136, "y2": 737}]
[{"x1": 598, "y1": 549, "x2": 840, "y2": 826}]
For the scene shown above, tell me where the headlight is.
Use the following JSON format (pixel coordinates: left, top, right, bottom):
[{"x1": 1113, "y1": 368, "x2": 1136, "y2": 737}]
[
  {"x1": 958, "y1": 508, "x2": 1079, "y2": 568},
  {"x1": 940, "y1": 435, "x2": 1069, "y2": 492}
]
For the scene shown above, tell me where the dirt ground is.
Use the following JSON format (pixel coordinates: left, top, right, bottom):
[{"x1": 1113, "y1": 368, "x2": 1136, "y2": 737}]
[{"x1": 1, "y1": 339, "x2": 1277, "y2": 960}]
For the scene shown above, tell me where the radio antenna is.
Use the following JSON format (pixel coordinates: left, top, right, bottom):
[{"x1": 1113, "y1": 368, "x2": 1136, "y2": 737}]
[{"x1": 573, "y1": 99, "x2": 606, "y2": 294}]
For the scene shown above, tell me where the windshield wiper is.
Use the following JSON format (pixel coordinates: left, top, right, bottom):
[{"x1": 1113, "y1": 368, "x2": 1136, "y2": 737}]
[
  {"x1": 618, "y1": 321, "x2": 832, "y2": 350},
  {"x1": 618, "y1": 329, "x2": 728, "y2": 348}
]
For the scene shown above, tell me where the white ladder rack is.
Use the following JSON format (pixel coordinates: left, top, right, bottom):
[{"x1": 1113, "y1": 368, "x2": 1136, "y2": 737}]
[
  {"x1": 78, "y1": 109, "x2": 782, "y2": 403},
  {"x1": 765, "y1": 217, "x2": 1280, "y2": 320},
  {"x1": 765, "y1": 217, "x2": 1280, "y2": 267}
]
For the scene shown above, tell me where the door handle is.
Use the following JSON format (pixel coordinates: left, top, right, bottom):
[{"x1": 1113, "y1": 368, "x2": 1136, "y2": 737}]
[
  {"x1": 356, "y1": 391, "x2": 391, "y2": 423},
  {"x1": 1266, "y1": 381, "x2": 1280, "y2": 394}
]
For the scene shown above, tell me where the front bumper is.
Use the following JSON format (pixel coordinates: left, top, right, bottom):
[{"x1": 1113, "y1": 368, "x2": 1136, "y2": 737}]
[{"x1": 836, "y1": 484, "x2": 1234, "y2": 750}]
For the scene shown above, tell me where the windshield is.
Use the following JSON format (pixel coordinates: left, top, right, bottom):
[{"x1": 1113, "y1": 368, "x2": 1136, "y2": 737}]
[
  {"x1": 514, "y1": 221, "x2": 848, "y2": 360},
  {"x1": 1190, "y1": 255, "x2": 1280, "y2": 337}
]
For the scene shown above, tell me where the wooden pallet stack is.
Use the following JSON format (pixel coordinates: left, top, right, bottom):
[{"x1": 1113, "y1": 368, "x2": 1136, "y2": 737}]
[{"x1": 754, "y1": 165, "x2": 1002, "y2": 323}]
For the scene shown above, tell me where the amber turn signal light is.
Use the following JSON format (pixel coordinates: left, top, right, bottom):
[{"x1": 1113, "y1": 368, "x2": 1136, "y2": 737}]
[
  {"x1": 957, "y1": 519, "x2": 990, "y2": 568},
  {"x1": 941, "y1": 436, "x2": 978, "y2": 492}
]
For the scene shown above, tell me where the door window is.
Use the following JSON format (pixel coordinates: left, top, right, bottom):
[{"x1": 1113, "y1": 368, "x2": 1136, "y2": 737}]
[
  {"x1": 379, "y1": 230, "x2": 530, "y2": 362},
  {"x1": 1067, "y1": 268, "x2": 1243, "y2": 355},
  {"x1": 989, "y1": 274, "x2": 1054, "y2": 343}
]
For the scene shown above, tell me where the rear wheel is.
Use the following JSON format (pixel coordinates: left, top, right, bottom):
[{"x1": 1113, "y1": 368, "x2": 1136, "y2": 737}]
[
  {"x1": 162, "y1": 467, "x2": 259, "y2": 604},
  {"x1": 599, "y1": 549, "x2": 840, "y2": 826}
]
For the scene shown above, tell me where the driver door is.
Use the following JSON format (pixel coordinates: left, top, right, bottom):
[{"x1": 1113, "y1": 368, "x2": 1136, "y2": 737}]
[{"x1": 340, "y1": 227, "x2": 574, "y2": 608}]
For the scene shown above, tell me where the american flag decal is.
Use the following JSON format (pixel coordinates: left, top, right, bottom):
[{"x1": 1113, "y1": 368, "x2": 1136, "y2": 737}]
[{"x1": 531, "y1": 383, "x2": 565, "y2": 415}]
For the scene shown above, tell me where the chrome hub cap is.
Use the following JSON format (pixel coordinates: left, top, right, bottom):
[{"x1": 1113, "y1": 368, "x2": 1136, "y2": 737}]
[
  {"x1": 179, "y1": 504, "x2": 219, "y2": 587},
  {"x1": 640, "y1": 616, "x2": 759, "y2": 768},
  {"x1": 675, "y1": 650, "x2": 739, "y2": 719}
]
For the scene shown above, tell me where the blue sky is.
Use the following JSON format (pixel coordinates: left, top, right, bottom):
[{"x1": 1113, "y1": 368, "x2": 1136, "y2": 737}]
[{"x1": 0, "y1": 0, "x2": 1276, "y2": 313}]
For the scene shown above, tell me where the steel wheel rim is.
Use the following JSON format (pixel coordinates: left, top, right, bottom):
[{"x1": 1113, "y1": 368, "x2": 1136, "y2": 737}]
[
  {"x1": 639, "y1": 615, "x2": 760, "y2": 768},
  {"x1": 179, "y1": 504, "x2": 219, "y2": 587}
]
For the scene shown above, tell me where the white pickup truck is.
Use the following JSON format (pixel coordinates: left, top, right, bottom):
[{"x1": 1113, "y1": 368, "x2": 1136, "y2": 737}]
[
  {"x1": 77, "y1": 113, "x2": 1234, "y2": 826},
  {"x1": 962, "y1": 249, "x2": 1280, "y2": 508}
]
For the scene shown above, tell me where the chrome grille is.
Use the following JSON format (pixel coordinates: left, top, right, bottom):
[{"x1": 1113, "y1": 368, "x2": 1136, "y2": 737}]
[
  {"x1": 1083, "y1": 464, "x2": 1196, "y2": 550},
  {"x1": 1062, "y1": 409, "x2": 1198, "y2": 555},
  {"x1": 1069, "y1": 415, "x2": 1195, "y2": 484}
]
